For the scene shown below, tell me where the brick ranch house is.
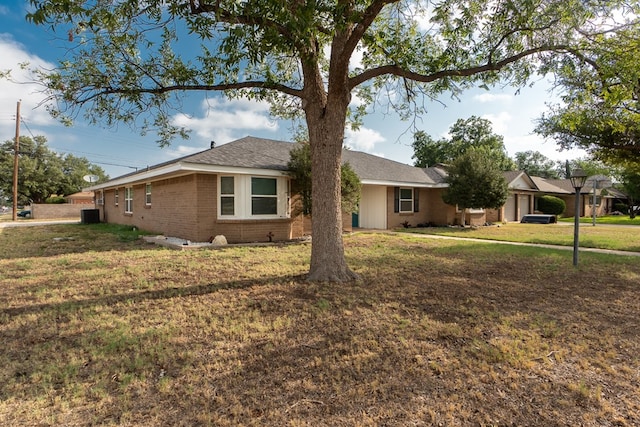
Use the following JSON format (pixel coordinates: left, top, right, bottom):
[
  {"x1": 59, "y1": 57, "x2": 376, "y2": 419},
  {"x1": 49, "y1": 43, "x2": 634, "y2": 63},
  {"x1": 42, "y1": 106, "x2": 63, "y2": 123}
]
[
  {"x1": 88, "y1": 136, "x2": 481, "y2": 243},
  {"x1": 87, "y1": 136, "x2": 622, "y2": 243}
]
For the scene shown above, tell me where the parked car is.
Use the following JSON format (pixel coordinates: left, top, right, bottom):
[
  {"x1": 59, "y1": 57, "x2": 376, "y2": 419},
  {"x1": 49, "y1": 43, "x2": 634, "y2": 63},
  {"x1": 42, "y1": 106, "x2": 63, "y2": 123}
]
[{"x1": 17, "y1": 210, "x2": 31, "y2": 218}]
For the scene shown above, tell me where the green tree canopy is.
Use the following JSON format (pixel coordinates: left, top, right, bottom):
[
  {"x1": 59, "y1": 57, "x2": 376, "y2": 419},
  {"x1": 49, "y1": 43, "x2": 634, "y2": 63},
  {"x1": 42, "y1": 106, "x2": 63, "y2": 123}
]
[
  {"x1": 535, "y1": 29, "x2": 640, "y2": 167},
  {"x1": 24, "y1": 0, "x2": 640, "y2": 281},
  {"x1": 513, "y1": 151, "x2": 560, "y2": 178},
  {"x1": 413, "y1": 116, "x2": 515, "y2": 171},
  {"x1": 0, "y1": 136, "x2": 108, "y2": 205},
  {"x1": 288, "y1": 142, "x2": 361, "y2": 216},
  {"x1": 442, "y1": 148, "x2": 509, "y2": 226}
]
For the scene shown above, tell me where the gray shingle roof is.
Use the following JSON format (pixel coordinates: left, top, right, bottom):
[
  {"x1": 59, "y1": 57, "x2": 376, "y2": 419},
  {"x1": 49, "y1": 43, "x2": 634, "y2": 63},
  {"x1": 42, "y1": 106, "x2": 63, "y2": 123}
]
[{"x1": 106, "y1": 136, "x2": 445, "y2": 186}]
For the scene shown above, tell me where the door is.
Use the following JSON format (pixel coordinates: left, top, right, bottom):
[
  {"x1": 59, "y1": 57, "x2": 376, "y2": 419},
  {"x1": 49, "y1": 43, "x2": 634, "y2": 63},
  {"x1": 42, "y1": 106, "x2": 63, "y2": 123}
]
[{"x1": 358, "y1": 185, "x2": 387, "y2": 229}]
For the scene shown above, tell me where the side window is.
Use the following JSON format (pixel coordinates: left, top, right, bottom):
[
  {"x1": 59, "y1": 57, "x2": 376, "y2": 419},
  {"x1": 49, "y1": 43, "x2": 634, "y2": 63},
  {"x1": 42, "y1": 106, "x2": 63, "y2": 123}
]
[
  {"x1": 145, "y1": 183, "x2": 152, "y2": 205},
  {"x1": 114, "y1": 189, "x2": 119, "y2": 206},
  {"x1": 220, "y1": 176, "x2": 235, "y2": 216},
  {"x1": 399, "y1": 188, "x2": 413, "y2": 213},
  {"x1": 125, "y1": 187, "x2": 133, "y2": 213}
]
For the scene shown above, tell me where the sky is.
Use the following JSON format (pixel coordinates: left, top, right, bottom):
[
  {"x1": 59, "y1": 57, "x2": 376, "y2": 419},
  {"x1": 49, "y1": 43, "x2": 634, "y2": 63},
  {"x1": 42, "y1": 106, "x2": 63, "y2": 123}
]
[{"x1": 0, "y1": 1, "x2": 587, "y2": 180}]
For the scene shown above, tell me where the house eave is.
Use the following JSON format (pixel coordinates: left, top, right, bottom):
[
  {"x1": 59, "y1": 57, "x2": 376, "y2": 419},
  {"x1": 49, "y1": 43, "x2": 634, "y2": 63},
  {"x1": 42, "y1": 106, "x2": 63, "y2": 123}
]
[
  {"x1": 86, "y1": 162, "x2": 290, "y2": 191},
  {"x1": 360, "y1": 179, "x2": 447, "y2": 188}
]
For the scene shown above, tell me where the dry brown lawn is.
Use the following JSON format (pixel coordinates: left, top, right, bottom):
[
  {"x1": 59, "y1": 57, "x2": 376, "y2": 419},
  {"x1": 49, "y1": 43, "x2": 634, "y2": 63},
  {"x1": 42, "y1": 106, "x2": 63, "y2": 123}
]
[{"x1": 1, "y1": 224, "x2": 639, "y2": 426}]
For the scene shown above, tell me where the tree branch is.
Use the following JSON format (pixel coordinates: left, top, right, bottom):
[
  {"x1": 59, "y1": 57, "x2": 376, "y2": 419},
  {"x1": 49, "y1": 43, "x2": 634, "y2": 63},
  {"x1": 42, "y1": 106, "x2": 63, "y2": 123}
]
[
  {"x1": 76, "y1": 80, "x2": 302, "y2": 105},
  {"x1": 349, "y1": 45, "x2": 583, "y2": 89}
]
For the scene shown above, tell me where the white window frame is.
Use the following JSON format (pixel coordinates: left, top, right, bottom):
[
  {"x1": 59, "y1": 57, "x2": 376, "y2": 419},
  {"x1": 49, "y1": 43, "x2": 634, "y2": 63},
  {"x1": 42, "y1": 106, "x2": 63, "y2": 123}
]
[
  {"x1": 399, "y1": 187, "x2": 414, "y2": 213},
  {"x1": 125, "y1": 187, "x2": 133, "y2": 214},
  {"x1": 217, "y1": 175, "x2": 289, "y2": 219},
  {"x1": 219, "y1": 176, "x2": 236, "y2": 216},
  {"x1": 96, "y1": 190, "x2": 104, "y2": 206},
  {"x1": 145, "y1": 183, "x2": 152, "y2": 206},
  {"x1": 114, "y1": 188, "x2": 119, "y2": 206}
]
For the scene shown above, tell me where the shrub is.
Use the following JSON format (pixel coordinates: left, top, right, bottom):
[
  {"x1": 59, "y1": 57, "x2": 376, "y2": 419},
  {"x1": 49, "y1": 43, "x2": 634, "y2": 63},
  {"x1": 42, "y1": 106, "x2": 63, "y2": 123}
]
[
  {"x1": 614, "y1": 203, "x2": 629, "y2": 214},
  {"x1": 537, "y1": 195, "x2": 566, "y2": 215},
  {"x1": 45, "y1": 196, "x2": 66, "y2": 204}
]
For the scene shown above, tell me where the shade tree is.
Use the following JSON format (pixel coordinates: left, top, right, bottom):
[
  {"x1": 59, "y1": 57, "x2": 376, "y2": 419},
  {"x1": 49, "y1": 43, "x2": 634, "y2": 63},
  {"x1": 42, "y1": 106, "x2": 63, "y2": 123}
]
[{"x1": 23, "y1": 0, "x2": 640, "y2": 281}]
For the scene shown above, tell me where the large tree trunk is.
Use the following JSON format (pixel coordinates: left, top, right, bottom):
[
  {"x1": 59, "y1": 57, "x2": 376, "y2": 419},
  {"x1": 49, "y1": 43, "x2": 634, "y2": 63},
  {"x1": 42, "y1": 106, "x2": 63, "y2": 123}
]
[
  {"x1": 300, "y1": 29, "x2": 358, "y2": 282},
  {"x1": 306, "y1": 110, "x2": 358, "y2": 282}
]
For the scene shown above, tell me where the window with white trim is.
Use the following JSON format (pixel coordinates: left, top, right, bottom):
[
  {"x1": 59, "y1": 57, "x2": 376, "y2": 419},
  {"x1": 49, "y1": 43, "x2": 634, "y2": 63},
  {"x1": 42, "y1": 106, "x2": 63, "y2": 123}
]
[
  {"x1": 220, "y1": 176, "x2": 235, "y2": 216},
  {"x1": 96, "y1": 190, "x2": 104, "y2": 205},
  {"x1": 145, "y1": 183, "x2": 152, "y2": 205},
  {"x1": 114, "y1": 189, "x2": 119, "y2": 206},
  {"x1": 399, "y1": 188, "x2": 414, "y2": 213},
  {"x1": 125, "y1": 187, "x2": 133, "y2": 213},
  {"x1": 218, "y1": 175, "x2": 289, "y2": 219},
  {"x1": 251, "y1": 177, "x2": 278, "y2": 215}
]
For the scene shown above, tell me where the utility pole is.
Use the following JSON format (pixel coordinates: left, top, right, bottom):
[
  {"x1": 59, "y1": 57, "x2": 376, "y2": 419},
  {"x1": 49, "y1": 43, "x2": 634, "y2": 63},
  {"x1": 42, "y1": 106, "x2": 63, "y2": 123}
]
[{"x1": 12, "y1": 100, "x2": 20, "y2": 221}]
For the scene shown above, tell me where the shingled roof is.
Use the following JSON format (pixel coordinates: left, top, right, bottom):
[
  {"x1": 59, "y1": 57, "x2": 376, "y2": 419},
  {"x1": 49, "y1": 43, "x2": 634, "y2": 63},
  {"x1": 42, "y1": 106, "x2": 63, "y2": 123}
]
[{"x1": 96, "y1": 136, "x2": 447, "y2": 188}]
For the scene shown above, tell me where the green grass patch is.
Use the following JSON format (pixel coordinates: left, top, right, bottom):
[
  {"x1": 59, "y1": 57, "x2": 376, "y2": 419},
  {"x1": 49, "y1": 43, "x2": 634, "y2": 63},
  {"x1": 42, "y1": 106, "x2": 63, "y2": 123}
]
[
  {"x1": 399, "y1": 222, "x2": 640, "y2": 252},
  {"x1": 1, "y1": 228, "x2": 639, "y2": 425}
]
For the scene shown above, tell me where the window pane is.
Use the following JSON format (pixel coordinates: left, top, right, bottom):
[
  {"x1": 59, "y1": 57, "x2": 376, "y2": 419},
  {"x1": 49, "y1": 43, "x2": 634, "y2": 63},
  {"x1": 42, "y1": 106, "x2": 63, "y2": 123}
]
[
  {"x1": 252, "y1": 197, "x2": 277, "y2": 215},
  {"x1": 221, "y1": 176, "x2": 234, "y2": 194},
  {"x1": 252, "y1": 177, "x2": 277, "y2": 195},
  {"x1": 400, "y1": 200, "x2": 413, "y2": 212},
  {"x1": 400, "y1": 188, "x2": 412, "y2": 199},
  {"x1": 221, "y1": 197, "x2": 234, "y2": 215}
]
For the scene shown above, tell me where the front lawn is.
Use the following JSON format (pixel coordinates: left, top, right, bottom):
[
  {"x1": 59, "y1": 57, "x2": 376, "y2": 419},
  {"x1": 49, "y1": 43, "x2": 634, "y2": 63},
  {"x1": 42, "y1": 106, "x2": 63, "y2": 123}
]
[
  {"x1": 558, "y1": 214, "x2": 640, "y2": 226},
  {"x1": 1, "y1": 224, "x2": 639, "y2": 426},
  {"x1": 401, "y1": 222, "x2": 640, "y2": 252}
]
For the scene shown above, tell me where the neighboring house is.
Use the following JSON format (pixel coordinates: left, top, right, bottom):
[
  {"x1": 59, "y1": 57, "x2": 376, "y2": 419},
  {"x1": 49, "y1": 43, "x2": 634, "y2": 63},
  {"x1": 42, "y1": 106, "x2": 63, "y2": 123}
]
[
  {"x1": 486, "y1": 171, "x2": 539, "y2": 223},
  {"x1": 65, "y1": 191, "x2": 96, "y2": 205},
  {"x1": 87, "y1": 136, "x2": 470, "y2": 243},
  {"x1": 531, "y1": 176, "x2": 622, "y2": 218}
]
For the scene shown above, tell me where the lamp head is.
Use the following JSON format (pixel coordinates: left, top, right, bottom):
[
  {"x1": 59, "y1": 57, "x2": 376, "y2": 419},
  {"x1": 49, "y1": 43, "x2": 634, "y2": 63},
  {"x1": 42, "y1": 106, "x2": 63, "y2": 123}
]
[{"x1": 570, "y1": 168, "x2": 588, "y2": 190}]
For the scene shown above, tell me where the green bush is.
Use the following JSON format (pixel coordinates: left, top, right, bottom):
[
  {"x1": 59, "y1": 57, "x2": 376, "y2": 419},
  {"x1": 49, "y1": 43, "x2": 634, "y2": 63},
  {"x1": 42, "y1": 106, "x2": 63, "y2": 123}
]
[
  {"x1": 613, "y1": 203, "x2": 628, "y2": 214},
  {"x1": 45, "y1": 196, "x2": 66, "y2": 204},
  {"x1": 537, "y1": 195, "x2": 566, "y2": 215}
]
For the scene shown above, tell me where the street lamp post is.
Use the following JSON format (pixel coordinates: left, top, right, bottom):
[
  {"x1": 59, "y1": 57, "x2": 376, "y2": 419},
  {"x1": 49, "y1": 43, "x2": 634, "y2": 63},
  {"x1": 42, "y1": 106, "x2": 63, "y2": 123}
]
[{"x1": 570, "y1": 168, "x2": 588, "y2": 266}]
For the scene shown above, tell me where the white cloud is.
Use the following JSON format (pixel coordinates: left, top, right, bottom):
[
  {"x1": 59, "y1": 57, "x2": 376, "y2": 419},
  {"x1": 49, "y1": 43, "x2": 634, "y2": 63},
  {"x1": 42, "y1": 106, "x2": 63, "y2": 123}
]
[
  {"x1": 481, "y1": 111, "x2": 511, "y2": 135},
  {"x1": 171, "y1": 97, "x2": 279, "y2": 144},
  {"x1": 473, "y1": 93, "x2": 512, "y2": 103},
  {"x1": 344, "y1": 127, "x2": 386, "y2": 153},
  {"x1": 0, "y1": 35, "x2": 58, "y2": 137}
]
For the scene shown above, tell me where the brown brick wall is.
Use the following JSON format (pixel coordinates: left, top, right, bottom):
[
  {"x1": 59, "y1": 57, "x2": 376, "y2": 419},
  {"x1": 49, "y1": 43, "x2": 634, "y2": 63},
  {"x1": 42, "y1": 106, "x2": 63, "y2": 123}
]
[
  {"x1": 385, "y1": 187, "x2": 429, "y2": 229},
  {"x1": 99, "y1": 173, "x2": 302, "y2": 243},
  {"x1": 423, "y1": 188, "x2": 457, "y2": 226}
]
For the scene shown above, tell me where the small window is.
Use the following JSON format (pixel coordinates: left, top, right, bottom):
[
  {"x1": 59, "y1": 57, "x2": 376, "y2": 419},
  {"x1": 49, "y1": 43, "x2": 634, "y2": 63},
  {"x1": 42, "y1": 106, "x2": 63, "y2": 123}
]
[
  {"x1": 251, "y1": 177, "x2": 277, "y2": 215},
  {"x1": 220, "y1": 176, "x2": 235, "y2": 216},
  {"x1": 125, "y1": 187, "x2": 133, "y2": 213},
  {"x1": 114, "y1": 189, "x2": 119, "y2": 206},
  {"x1": 399, "y1": 188, "x2": 413, "y2": 213},
  {"x1": 96, "y1": 190, "x2": 104, "y2": 206},
  {"x1": 145, "y1": 183, "x2": 152, "y2": 205}
]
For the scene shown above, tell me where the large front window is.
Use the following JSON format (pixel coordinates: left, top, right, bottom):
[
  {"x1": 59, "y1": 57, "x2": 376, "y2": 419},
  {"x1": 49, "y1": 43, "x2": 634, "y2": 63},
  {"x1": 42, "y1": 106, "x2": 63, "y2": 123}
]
[
  {"x1": 218, "y1": 175, "x2": 288, "y2": 219},
  {"x1": 251, "y1": 177, "x2": 278, "y2": 215}
]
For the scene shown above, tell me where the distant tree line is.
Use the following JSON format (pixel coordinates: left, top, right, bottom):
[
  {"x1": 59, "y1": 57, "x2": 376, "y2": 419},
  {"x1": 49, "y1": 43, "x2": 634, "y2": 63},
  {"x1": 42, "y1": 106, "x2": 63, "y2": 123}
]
[{"x1": 0, "y1": 136, "x2": 108, "y2": 205}]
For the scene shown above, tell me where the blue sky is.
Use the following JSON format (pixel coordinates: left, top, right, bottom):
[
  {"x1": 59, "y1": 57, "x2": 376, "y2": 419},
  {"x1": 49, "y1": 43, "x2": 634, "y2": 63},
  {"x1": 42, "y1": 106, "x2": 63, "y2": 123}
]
[{"x1": 0, "y1": 1, "x2": 587, "y2": 179}]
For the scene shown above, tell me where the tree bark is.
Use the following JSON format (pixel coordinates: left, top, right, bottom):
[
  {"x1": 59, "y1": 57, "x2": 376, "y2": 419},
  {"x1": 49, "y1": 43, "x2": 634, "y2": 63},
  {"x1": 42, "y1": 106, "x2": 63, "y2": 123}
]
[
  {"x1": 302, "y1": 33, "x2": 358, "y2": 283},
  {"x1": 306, "y1": 110, "x2": 358, "y2": 282}
]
